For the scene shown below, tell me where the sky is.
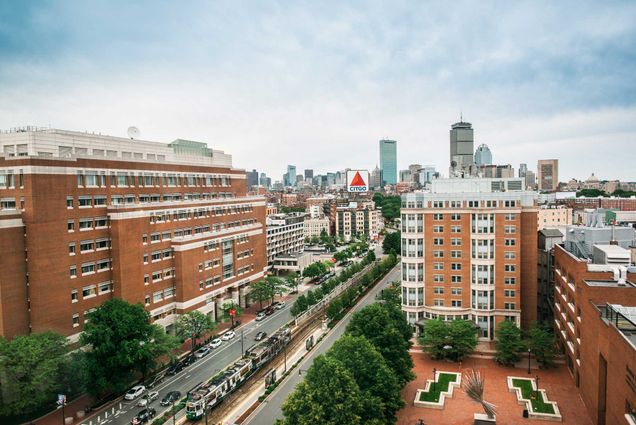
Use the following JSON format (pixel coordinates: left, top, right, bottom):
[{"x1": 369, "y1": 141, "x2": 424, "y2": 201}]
[{"x1": 1, "y1": 1, "x2": 635, "y2": 182}]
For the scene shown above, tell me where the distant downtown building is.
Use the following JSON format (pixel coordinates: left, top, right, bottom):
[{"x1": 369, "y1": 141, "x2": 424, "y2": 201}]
[
  {"x1": 538, "y1": 159, "x2": 559, "y2": 192},
  {"x1": 449, "y1": 120, "x2": 474, "y2": 176},
  {"x1": 379, "y1": 139, "x2": 397, "y2": 186},
  {"x1": 400, "y1": 178, "x2": 538, "y2": 339},
  {"x1": 474, "y1": 144, "x2": 492, "y2": 166},
  {"x1": 0, "y1": 128, "x2": 267, "y2": 340},
  {"x1": 283, "y1": 165, "x2": 296, "y2": 187},
  {"x1": 304, "y1": 169, "x2": 313, "y2": 180}
]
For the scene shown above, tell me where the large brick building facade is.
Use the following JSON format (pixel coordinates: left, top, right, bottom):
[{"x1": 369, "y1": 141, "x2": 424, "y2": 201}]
[
  {"x1": 400, "y1": 178, "x2": 538, "y2": 340},
  {"x1": 0, "y1": 128, "x2": 266, "y2": 341}
]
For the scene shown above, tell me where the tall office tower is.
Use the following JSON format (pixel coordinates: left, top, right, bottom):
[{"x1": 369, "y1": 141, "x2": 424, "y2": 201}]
[
  {"x1": 0, "y1": 128, "x2": 267, "y2": 339},
  {"x1": 400, "y1": 178, "x2": 538, "y2": 339},
  {"x1": 449, "y1": 120, "x2": 474, "y2": 176},
  {"x1": 408, "y1": 164, "x2": 423, "y2": 184},
  {"x1": 537, "y1": 159, "x2": 559, "y2": 192},
  {"x1": 246, "y1": 169, "x2": 259, "y2": 188},
  {"x1": 379, "y1": 139, "x2": 397, "y2": 186},
  {"x1": 304, "y1": 169, "x2": 313, "y2": 180},
  {"x1": 370, "y1": 166, "x2": 383, "y2": 190},
  {"x1": 400, "y1": 169, "x2": 411, "y2": 182},
  {"x1": 259, "y1": 172, "x2": 269, "y2": 188},
  {"x1": 420, "y1": 166, "x2": 437, "y2": 185},
  {"x1": 284, "y1": 165, "x2": 297, "y2": 187},
  {"x1": 518, "y1": 163, "x2": 528, "y2": 178},
  {"x1": 295, "y1": 175, "x2": 304, "y2": 186},
  {"x1": 474, "y1": 144, "x2": 492, "y2": 166},
  {"x1": 525, "y1": 171, "x2": 536, "y2": 190}
]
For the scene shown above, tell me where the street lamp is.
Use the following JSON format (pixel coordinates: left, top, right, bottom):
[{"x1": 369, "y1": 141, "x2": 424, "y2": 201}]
[
  {"x1": 527, "y1": 348, "x2": 532, "y2": 374},
  {"x1": 432, "y1": 367, "x2": 437, "y2": 392},
  {"x1": 535, "y1": 375, "x2": 540, "y2": 400}
]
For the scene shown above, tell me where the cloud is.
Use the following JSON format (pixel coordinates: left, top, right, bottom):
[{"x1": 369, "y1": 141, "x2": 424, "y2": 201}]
[{"x1": 0, "y1": 1, "x2": 635, "y2": 181}]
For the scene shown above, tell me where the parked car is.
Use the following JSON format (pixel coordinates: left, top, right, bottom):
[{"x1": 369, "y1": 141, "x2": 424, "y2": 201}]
[
  {"x1": 137, "y1": 391, "x2": 159, "y2": 407},
  {"x1": 124, "y1": 385, "x2": 146, "y2": 401},
  {"x1": 274, "y1": 301, "x2": 286, "y2": 310},
  {"x1": 194, "y1": 347, "x2": 211, "y2": 358},
  {"x1": 166, "y1": 362, "x2": 183, "y2": 376},
  {"x1": 255, "y1": 312, "x2": 266, "y2": 321},
  {"x1": 264, "y1": 306, "x2": 274, "y2": 316},
  {"x1": 209, "y1": 338, "x2": 222, "y2": 349},
  {"x1": 254, "y1": 331, "x2": 267, "y2": 341},
  {"x1": 160, "y1": 391, "x2": 181, "y2": 406},
  {"x1": 147, "y1": 373, "x2": 164, "y2": 389},
  {"x1": 181, "y1": 355, "x2": 196, "y2": 367},
  {"x1": 221, "y1": 330, "x2": 236, "y2": 341},
  {"x1": 131, "y1": 408, "x2": 156, "y2": 425}
]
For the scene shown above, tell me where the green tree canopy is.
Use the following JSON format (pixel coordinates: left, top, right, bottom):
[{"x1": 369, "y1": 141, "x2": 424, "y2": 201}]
[
  {"x1": 495, "y1": 320, "x2": 525, "y2": 366},
  {"x1": 346, "y1": 303, "x2": 414, "y2": 385},
  {"x1": 0, "y1": 332, "x2": 68, "y2": 415},
  {"x1": 419, "y1": 319, "x2": 478, "y2": 362},
  {"x1": 248, "y1": 280, "x2": 273, "y2": 309},
  {"x1": 576, "y1": 188, "x2": 607, "y2": 197},
  {"x1": 281, "y1": 356, "x2": 364, "y2": 425},
  {"x1": 303, "y1": 262, "x2": 327, "y2": 279},
  {"x1": 81, "y1": 299, "x2": 178, "y2": 396},
  {"x1": 284, "y1": 272, "x2": 300, "y2": 294},
  {"x1": 327, "y1": 335, "x2": 404, "y2": 424},
  {"x1": 527, "y1": 322, "x2": 557, "y2": 368},
  {"x1": 176, "y1": 310, "x2": 216, "y2": 352},
  {"x1": 382, "y1": 231, "x2": 401, "y2": 255}
]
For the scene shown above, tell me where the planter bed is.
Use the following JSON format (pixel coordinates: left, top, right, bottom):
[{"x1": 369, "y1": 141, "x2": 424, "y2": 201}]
[
  {"x1": 414, "y1": 371, "x2": 461, "y2": 409},
  {"x1": 507, "y1": 377, "x2": 562, "y2": 422}
]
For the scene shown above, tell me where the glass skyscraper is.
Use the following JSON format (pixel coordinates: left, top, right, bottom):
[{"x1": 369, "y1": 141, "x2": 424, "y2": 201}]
[{"x1": 379, "y1": 139, "x2": 397, "y2": 186}]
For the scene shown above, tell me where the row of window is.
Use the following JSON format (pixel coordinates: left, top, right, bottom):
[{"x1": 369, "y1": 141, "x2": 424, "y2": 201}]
[
  {"x1": 144, "y1": 268, "x2": 175, "y2": 284},
  {"x1": 144, "y1": 249, "x2": 173, "y2": 264},
  {"x1": 69, "y1": 238, "x2": 111, "y2": 255},
  {"x1": 70, "y1": 281, "x2": 112, "y2": 302},
  {"x1": 77, "y1": 170, "x2": 232, "y2": 189},
  {"x1": 69, "y1": 259, "x2": 112, "y2": 277},
  {"x1": 67, "y1": 217, "x2": 108, "y2": 232}
]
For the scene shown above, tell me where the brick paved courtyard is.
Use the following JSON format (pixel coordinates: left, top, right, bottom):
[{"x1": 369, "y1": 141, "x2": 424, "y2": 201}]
[{"x1": 397, "y1": 350, "x2": 593, "y2": 425}]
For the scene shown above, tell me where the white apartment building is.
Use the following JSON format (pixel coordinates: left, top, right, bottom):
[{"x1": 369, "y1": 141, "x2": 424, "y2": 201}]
[
  {"x1": 304, "y1": 217, "x2": 330, "y2": 239},
  {"x1": 266, "y1": 213, "x2": 306, "y2": 265}
]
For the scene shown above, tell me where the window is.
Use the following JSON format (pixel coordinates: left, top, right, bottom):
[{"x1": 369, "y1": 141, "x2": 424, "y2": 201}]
[
  {"x1": 81, "y1": 262, "x2": 95, "y2": 275},
  {"x1": 152, "y1": 271, "x2": 162, "y2": 282},
  {"x1": 451, "y1": 225, "x2": 461, "y2": 233},
  {"x1": 82, "y1": 285, "x2": 97, "y2": 298},
  {"x1": 468, "y1": 200, "x2": 479, "y2": 208},
  {"x1": 78, "y1": 196, "x2": 92, "y2": 208},
  {"x1": 451, "y1": 238, "x2": 461, "y2": 246},
  {"x1": 69, "y1": 243, "x2": 75, "y2": 255},
  {"x1": 142, "y1": 234, "x2": 148, "y2": 244},
  {"x1": 99, "y1": 281, "x2": 112, "y2": 294},
  {"x1": 433, "y1": 201, "x2": 444, "y2": 208},
  {"x1": 504, "y1": 302, "x2": 516, "y2": 310},
  {"x1": 433, "y1": 238, "x2": 444, "y2": 246},
  {"x1": 151, "y1": 251, "x2": 161, "y2": 262},
  {"x1": 504, "y1": 277, "x2": 516, "y2": 285},
  {"x1": 451, "y1": 213, "x2": 461, "y2": 221},
  {"x1": 451, "y1": 263, "x2": 462, "y2": 270},
  {"x1": 72, "y1": 314, "x2": 80, "y2": 327},
  {"x1": 451, "y1": 288, "x2": 462, "y2": 295},
  {"x1": 504, "y1": 239, "x2": 516, "y2": 246},
  {"x1": 433, "y1": 213, "x2": 444, "y2": 220},
  {"x1": 451, "y1": 250, "x2": 462, "y2": 258},
  {"x1": 153, "y1": 291, "x2": 163, "y2": 303},
  {"x1": 504, "y1": 251, "x2": 516, "y2": 260},
  {"x1": 433, "y1": 262, "x2": 444, "y2": 270},
  {"x1": 433, "y1": 275, "x2": 444, "y2": 282},
  {"x1": 433, "y1": 225, "x2": 444, "y2": 233},
  {"x1": 143, "y1": 254, "x2": 149, "y2": 264},
  {"x1": 504, "y1": 264, "x2": 516, "y2": 272},
  {"x1": 144, "y1": 274, "x2": 149, "y2": 285},
  {"x1": 71, "y1": 289, "x2": 78, "y2": 303},
  {"x1": 95, "y1": 238, "x2": 109, "y2": 250},
  {"x1": 450, "y1": 201, "x2": 461, "y2": 208},
  {"x1": 504, "y1": 200, "x2": 517, "y2": 208},
  {"x1": 145, "y1": 295, "x2": 151, "y2": 305},
  {"x1": 67, "y1": 197, "x2": 74, "y2": 208},
  {"x1": 162, "y1": 231, "x2": 171, "y2": 240},
  {"x1": 67, "y1": 220, "x2": 75, "y2": 232},
  {"x1": 433, "y1": 287, "x2": 444, "y2": 294},
  {"x1": 433, "y1": 250, "x2": 444, "y2": 258},
  {"x1": 433, "y1": 299, "x2": 444, "y2": 306},
  {"x1": 164, "y1": 287, "x2": 175, "y2": 298},
  {"x1": 504, "y1": 225, "x2": 516, "y2": 234},
  {"x1": 69, "y1": 266, "x2": 77, "y2": 278},
  {"x1": 80, "y1": 240, "x2": 94, "y2": 252},
  {"x1": 505, "y1": 213, "x2": 516, "y2": 220},
  {"x1": 96, "y1": 259, "x2": 110, "y2": 271},
  {"x1": 94, "y1": 196, "x2": 106, "y2": 206},
  {"x1": 451, "y1": 275, "x2": 462, "y2": 283},
  {"x1": 151, "y1": 233, "x2": 160, "y2": 243},
  {"x1": 451, "y1": 300, "x2": 462, "y2": 307},
  {"x1": 504, "y1": 290, "x2": 516, "y2": 297},
  {"x1": 94, "y1": 217, "x2": 107, "y2": 228},
  {"x1": 79, "y1": 218, "x2": 93, "y2": 230}
]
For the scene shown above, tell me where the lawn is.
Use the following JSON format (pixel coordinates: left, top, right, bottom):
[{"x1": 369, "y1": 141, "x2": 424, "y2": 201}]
[
  {"x1": 511, "y1": 378, "x2": 556, "y2": 415},
  {"x1": 418, "y1": 373, "x2": 458, "y2": 403}
]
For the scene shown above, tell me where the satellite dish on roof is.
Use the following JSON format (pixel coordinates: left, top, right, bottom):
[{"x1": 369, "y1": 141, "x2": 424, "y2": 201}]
[{"x1": 127, "y1": 126, "x2": 140, "y2": 139}]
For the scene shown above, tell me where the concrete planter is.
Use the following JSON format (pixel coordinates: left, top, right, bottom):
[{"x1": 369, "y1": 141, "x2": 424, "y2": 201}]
[
  {"x1": 507, "y1": 376, "x2": 562, "y2": 422},
  {"x1": 474, "y1": 413, "x2": 496, "y2": 424},
  {"x1": 413, "y1": 371, "x2": 461, "y2": 409}
]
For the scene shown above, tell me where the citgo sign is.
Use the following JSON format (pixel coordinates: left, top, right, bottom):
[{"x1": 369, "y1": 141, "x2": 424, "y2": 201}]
[{"x1": 346, "y1": 170, "x2": 369, "y2": 192}]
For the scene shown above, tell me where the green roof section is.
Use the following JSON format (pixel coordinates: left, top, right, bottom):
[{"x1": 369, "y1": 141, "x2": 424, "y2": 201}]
[{"x1": 168, "y1": 139, "x2": 213, "y2": 157}]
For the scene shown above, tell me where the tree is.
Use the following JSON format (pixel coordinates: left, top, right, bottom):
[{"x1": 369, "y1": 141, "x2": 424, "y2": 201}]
[
  {"x1": 248, "y1": 280, "x2": 272, "y2": 309},
  {"x1": 327, "y1": 335, "x2": 404, "y2": 424},
  {"x1": 334, "y1": 250, "x2": 351, "y2": 264},
  {"x1": 326, "y1": 298, "x2": 344, "y2": 321},
  {"x1": 382, "y1": 231, "x2": 401, "y2": 254},
  {"x1": 0, "y1": 332, "x2": 68, "y2": 415},
  {"x1": 419, "y1": 319, "x2": 477, "y2": 362},
  {"x1": 284, "y1": 272, "x2": 300, "y2": 294},
  {"x1": 281, "y1": 356, "x2": 364, "y2": 425},
  {"x1": 176, "y1": 310, "x2": 215, "y2": 354},
  {"x1": 262, "y1": 276, "x2": 286, "y2": 304},
  {"x1": 576, "y1": 188, "x2": 607, "y2": 197},
  {"x1": 81, "y1": 299, "x2": 178, "y2": 396},
  {"x1": 291, "y1": 294, "x2": 308, "y2": 317},
  {"x1": 221, "y1": 300, "x2": 243, "y2": 327},
  {"x1": 346, "y1": 303, "x2": 414, "y2": 385},
  {"x1": 527, "y1": 322, "x2": 557, "y2": 368},
  {"x1": 366, "y1": 250, "x2": 376, "y2": 262},
  {"x1": 303, "y1": 262, "x2": 327, "y2": 279},
  {"x1": 319, "y1": 228, "x2": 330, "y2": 244},
  {"x1": 495, "y1": 320, "x2": 525, "y2": 366}
]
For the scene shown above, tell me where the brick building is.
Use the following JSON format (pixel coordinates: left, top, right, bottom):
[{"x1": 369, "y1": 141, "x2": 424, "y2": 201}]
[
  {"x1": 552, "y1": 242, "x2": 636, "y2": 425},
  {"x1": 335, "y1": 202, "x2": 381, "y2": 242},
  {"x1": 0, "y1": 128, "x2": 266, "y2": 340},
  {"x1": 400, "y1": 178, "x2": 538, "y2": 339}
]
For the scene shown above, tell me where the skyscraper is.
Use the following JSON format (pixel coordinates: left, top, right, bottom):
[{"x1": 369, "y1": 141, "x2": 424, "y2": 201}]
[
  {"x1": 518, "y1": 163, "x2": 528, "y2": 178},
  {"x1": 246, "y1": 169, "x2": 259, "y2": 188},
  {"x1": 370, "y1": 165, "x2": 383, "y2": 190},
  {"x1": 379, "y1": 139, "x2": 397, "y2": 186},
  {"x1": 283, "y1": 165, "x2": 297, "y2": 187},
  {"x1": 474, "y1": 144, "x2": 492, "y2": 166},
  {"x1": 449, "y1": 120, "x2": 474, "y2": 176},
  {"x1": 537, "y1": 159, "x2": 559, "y2": 192},
  {"x1": 304, "y1": 169, "x2": 313, "y2": 180}
]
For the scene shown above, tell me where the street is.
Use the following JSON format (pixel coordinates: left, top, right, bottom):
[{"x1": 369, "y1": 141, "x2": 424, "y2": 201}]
[{"x1": 244, "y1": 264, "x2": 400, "y2": 425}]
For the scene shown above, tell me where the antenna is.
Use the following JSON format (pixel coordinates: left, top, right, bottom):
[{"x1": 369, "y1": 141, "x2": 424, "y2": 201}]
[
  {"x1": 127, "y1": 126, "x2": 140, "y2": 140},
  {"x1": 460, "y1": 111, "x2": 463, "y2": 122}
]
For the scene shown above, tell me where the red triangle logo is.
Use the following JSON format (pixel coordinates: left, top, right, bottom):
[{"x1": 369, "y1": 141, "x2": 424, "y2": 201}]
[{"x1": 350, "y1": 171, "x2": 366, "y2": 186}]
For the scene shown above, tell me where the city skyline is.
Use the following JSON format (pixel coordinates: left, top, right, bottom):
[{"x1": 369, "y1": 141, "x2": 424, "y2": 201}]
[{"x1": 0, "y1": 2, "x2": 635, "y2": 180}]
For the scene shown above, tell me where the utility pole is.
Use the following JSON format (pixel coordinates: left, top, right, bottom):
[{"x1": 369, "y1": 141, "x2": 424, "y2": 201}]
[{"x1": 241, "y1": 329, "x2": 244, "y2": 356}]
